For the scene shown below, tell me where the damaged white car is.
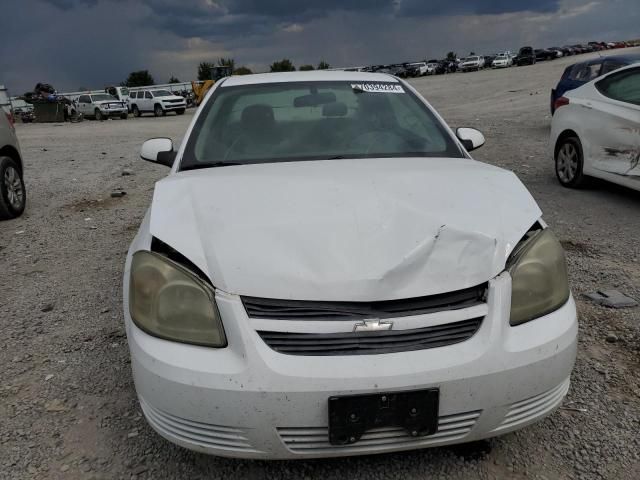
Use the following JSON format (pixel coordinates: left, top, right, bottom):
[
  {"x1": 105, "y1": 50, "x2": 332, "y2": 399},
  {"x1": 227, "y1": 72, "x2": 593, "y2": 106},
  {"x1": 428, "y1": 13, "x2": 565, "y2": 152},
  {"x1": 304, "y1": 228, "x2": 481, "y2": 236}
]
[
  {"x1": 124, "y1": 71, "x2": 577, "y2": 459},
  {"x1": 551, "y1": 64, "x2": 640, "y2": 190}
]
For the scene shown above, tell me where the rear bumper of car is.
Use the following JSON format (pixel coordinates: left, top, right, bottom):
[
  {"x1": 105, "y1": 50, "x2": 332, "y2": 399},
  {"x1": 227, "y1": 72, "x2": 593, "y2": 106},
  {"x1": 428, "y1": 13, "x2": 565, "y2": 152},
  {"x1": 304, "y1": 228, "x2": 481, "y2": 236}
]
[{"x1": 124, "y1": 272, "x2": 578, "y2": 459}]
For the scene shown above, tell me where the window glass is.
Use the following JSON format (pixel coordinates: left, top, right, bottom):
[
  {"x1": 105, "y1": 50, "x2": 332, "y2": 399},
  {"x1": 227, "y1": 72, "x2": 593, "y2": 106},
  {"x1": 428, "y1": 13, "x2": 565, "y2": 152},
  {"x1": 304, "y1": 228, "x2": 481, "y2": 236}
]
[
  {"x1": 152, "y1": 90, "x2": 172, "y2": 97},
  {"x1": 91, "y1": 94, "x2": 115, "y2": 101},
  {"x1": 596, "y1": 68, "x2": 640, "y2": 105},
  {"x1": 570, "y1": 62, "x2": 602, "y2": 81},
  {"x1": 79, "y1": 95, "x2": 89, "y2": 103},
  {"x1": 181, "y1": 81, "x2": 462, "y2": 170},
  {"x1": 601, "y1": 61, "x2": 625, "y2": 75},
  {"x1": 145, "y1": 91, "x2": 152, "y2": 99}
]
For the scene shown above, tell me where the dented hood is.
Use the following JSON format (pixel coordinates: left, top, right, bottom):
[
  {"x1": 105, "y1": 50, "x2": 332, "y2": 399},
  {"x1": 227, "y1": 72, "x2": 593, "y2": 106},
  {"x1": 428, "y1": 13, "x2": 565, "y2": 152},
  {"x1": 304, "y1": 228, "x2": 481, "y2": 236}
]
[{"x1": 149, "y1": 157, "x2": 541, "y2": 301}]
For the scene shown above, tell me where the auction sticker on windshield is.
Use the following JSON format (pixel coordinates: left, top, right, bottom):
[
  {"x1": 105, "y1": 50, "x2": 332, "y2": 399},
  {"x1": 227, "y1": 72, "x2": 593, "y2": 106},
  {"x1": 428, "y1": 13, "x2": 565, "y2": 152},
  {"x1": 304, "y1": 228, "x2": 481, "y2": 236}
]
[{"x1": 351, "y1": 83, "x2": 405, "y2": 93}]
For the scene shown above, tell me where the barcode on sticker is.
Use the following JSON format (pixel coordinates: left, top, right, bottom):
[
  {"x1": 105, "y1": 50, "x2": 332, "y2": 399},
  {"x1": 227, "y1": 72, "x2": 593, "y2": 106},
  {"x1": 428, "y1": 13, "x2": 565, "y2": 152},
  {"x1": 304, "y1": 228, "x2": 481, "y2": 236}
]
[{"x1": 351, "y1": 83, "x2": 405, "y2": 93}]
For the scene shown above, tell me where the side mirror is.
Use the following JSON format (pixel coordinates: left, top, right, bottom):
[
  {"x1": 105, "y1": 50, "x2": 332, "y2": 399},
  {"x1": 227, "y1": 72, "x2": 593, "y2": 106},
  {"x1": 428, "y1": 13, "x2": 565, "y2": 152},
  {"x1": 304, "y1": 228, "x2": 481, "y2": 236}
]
[
  {"x1": 140, "y1": 138, "x2": 175, "y2": 167},
  {"x1": 456, "y1": 127, "x2": 485, "y2": 152}
]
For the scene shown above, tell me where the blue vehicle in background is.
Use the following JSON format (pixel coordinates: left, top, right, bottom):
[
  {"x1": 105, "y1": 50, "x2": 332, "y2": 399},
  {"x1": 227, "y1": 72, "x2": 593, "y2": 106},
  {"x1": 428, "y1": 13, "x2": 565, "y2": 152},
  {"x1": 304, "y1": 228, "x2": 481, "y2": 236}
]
[{"x1": 550, "y1": 54, "x2": 640, "y2": 114}]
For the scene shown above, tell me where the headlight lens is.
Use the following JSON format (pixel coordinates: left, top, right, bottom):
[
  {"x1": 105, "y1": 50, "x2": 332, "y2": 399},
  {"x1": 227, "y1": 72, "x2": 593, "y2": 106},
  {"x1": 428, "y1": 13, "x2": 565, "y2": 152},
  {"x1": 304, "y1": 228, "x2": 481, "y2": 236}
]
[
  {"x1": 508, "y1": 229, "x2": 570, "y2": 326},
  {"x1": 129, "y1": 251, "x2": 226, "y2": 347}
]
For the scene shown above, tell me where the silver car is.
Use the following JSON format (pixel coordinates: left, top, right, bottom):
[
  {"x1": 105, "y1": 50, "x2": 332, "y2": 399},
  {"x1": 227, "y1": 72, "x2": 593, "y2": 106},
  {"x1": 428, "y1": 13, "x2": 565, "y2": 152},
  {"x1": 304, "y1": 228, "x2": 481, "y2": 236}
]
[{"x1": 0, "y1": 110, "x2": 26, "y2": 219}]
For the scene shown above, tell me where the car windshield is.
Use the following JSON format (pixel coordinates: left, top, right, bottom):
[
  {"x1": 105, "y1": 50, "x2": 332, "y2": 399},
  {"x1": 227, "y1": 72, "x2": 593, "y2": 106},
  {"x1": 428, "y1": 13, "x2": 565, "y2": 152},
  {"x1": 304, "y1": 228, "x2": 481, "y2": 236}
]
[
  {"x1": 180, "y1": 81, "x2": 463, "y2": 170},
  {"x1": 463, "y1": 57, "x2": 478, "y2": 62},
  {"x1": 92, "y1": 94, "x2": 116, "y2": 101},
  {"x1": 121, "y1": 87, "x2": 129, "y2": 96},
  {"x1": 152, "y1": 90, "x2": 173, "y2": 97}
]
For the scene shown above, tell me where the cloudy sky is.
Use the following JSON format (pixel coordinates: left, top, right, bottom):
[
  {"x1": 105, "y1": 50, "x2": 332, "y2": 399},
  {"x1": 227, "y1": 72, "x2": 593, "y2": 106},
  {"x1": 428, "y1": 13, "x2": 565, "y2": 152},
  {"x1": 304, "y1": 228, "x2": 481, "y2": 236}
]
[{"x1": 1, "y1": 0, "x2": 638, "y2": 94}]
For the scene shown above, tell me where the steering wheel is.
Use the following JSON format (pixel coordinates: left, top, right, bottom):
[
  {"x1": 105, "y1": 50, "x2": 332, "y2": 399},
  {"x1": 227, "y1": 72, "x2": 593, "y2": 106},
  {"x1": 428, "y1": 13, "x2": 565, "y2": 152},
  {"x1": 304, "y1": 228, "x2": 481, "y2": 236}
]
[{"x1": 348, "y1": 130, "x2": 413, "y2": 154}]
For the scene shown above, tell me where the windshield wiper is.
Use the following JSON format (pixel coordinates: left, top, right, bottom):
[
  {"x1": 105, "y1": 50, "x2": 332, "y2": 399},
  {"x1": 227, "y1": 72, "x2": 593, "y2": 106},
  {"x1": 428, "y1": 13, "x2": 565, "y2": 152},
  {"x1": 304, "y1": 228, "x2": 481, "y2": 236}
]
[{"x1": 181, "y1": 161, "x2": 243, "y2": 171}]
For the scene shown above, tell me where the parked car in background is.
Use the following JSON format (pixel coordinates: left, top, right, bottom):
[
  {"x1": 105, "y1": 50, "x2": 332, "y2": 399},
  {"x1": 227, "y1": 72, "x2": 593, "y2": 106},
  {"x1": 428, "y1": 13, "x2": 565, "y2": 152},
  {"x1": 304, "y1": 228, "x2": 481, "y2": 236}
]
[
  {"x1": 492, "y1": 54, "x2": 513, "y2": 68},
  {"x1": 547, "y1": 47, "x2": 564, "y2": 58},
  {"x1": 126, "y1": 70, "x2": 577, "y2": 459},
  {"x1": 0, "y1": 109, "x2": 26, "y2": 219},
  {"x1": 483, "y1": 55, "x2": 496, "y2": 68},
  {"x1": 515, "y1": 47, "x2": 536, "y2": 66},
  {"x1": 76, "y1": 93, "x2": 128, "y2": 120},
  {"x1": 535, "y1": 49, "x2": 557, "y2": 62},
  {"x1": 460, "y1": 56, "x2": 485, "y2": 71},
  {"x1": 551, "y1": 64, "x2": 640, "y2": 191},
  {"x1": 426, "y1": 62, "x2": 439, "y2": 75},
  {"x1": 550, "y1": 54, "x2": 640, "y2": 113},
  {"x1": 407, "y1": 62, "x2": 429, "y2": 76},
  {"x1": 129, "y1": 89, "x2": 187, "y2": 117}
]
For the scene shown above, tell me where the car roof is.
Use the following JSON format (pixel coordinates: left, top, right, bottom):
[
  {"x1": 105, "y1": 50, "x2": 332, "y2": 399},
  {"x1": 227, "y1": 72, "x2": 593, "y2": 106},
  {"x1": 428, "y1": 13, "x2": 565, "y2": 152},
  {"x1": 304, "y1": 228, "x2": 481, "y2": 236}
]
[{"x1": 221, "y1": 71, "x2": 398, "y2": 87}]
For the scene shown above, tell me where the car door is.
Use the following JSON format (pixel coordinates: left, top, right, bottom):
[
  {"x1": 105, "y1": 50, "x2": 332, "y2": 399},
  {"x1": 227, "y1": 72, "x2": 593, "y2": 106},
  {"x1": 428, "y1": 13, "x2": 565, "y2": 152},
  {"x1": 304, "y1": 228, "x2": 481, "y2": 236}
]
[
  {"x1": 143, "y1": 91, "x2": 153, "y2": 111},
  {"x1": 582, "y1": 67, "x2": 640, "y2": 178},
  {"x1": 77, "y1": 95, "x2": 90, "y2": 116}
]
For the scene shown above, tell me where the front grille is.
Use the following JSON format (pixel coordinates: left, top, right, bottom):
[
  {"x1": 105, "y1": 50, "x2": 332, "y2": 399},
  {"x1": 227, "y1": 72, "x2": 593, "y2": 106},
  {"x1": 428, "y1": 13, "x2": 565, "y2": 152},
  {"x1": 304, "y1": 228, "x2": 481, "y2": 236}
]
[
  {"x1": 242, "y1": 283, "x2": 487, "y2": 321},
  {"x1": 278, "y1": 410, "x2": 481, "y2": 454},
  {"x1": 258, "y1": 317, "x2": 483, "y2": 356}
]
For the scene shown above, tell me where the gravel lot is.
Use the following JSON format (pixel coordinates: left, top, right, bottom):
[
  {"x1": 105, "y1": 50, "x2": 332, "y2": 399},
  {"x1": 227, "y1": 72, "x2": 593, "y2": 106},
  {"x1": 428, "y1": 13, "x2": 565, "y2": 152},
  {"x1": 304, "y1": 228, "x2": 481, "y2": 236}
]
[{"x1": 1, "y1": 48, "x2": 639, "y2": 480}]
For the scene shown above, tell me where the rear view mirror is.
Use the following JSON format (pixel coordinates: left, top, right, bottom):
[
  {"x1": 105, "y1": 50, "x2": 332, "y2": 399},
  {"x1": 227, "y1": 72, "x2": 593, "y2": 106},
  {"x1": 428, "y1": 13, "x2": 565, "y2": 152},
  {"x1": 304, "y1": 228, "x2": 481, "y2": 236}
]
[
  {"x1": 141, "y1": 138, "x2": 175, "y2": 167},
  {"x1": 456, "y1": 127, "x2": 485, "y2": 152},
  {"x1": 294, "y1": 92, "x2": 337, "y2": 108}
]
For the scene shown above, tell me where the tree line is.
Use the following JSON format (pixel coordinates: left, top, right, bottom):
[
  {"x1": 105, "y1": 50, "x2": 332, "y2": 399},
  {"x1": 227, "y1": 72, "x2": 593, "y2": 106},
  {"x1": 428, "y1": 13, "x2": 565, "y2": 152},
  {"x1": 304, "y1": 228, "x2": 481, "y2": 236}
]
[{"x1": 121, "y1": 58, "x2": 331, "y2": 87}]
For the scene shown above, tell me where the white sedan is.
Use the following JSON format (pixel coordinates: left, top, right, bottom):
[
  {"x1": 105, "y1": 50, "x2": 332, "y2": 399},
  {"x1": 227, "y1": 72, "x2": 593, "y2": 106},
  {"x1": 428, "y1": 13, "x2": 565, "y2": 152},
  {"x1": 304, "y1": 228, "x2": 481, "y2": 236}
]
[
  {"x1": 124, "y1": 71, "x2": 577, "y2": 459},
  {"x1": 551, "y1": 64, "x2": 640, "y2": 190}
]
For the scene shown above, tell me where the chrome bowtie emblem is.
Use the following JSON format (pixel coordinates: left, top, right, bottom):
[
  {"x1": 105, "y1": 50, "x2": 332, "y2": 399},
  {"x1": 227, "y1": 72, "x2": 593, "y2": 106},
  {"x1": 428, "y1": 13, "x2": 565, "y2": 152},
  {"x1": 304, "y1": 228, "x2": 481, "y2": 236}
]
[{"x1": 353, "y1": 319, "x2": 393, "y2": 333}]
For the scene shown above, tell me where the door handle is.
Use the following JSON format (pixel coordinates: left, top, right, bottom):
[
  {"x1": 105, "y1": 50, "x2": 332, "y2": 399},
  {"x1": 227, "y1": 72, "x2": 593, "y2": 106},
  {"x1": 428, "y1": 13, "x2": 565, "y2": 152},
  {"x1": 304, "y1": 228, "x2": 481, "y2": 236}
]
[{"x1": 582, "y1": 103, "x2": 593, "y2": 109}]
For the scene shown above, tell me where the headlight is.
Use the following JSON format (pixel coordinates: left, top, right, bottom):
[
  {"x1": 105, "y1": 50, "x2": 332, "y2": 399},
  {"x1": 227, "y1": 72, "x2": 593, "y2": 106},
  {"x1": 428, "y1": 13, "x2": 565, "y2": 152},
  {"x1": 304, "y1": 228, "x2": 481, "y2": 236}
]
[
  {"x1": 129, "y1": 251, "x2": 226, "y2": 347},
  {"x1": 100, "y1": 104, "x2": 109, "y2": 110},
  {"x1": 508, "y1": 229, "x2": 570, "y2": 326}
]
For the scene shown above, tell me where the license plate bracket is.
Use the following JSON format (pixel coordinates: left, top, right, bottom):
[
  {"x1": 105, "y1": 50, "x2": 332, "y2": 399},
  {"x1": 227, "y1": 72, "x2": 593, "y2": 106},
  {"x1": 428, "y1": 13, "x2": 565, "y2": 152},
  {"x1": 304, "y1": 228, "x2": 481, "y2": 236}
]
[{"x1": 328, "y1": 389, "x2": 439, "y2": 446}]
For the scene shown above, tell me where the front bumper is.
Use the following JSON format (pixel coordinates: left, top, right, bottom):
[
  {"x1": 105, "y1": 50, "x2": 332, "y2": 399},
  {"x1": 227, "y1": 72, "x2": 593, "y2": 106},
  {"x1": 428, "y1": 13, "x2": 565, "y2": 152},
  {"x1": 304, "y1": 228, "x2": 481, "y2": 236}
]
[
  {"x1": 100, "y1": 108, "x2": 127, "y2": 116},
  {"x1": 124, "y1": 273, "x2": 577, "y2": 459},
  {"x1": 162, "y1": 103, "x2": 186, "y2": 111}
]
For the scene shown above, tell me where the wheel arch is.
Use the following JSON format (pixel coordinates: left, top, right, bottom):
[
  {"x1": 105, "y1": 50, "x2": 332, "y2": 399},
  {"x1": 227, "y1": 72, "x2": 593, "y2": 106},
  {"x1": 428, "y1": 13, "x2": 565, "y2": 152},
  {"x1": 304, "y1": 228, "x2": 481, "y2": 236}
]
[
  {"x1": 0, "y1": 145, "x2": 23, "y2": 175},
  {"x1": 554, "y1": 129, "x2": 580, "y2": 157}
]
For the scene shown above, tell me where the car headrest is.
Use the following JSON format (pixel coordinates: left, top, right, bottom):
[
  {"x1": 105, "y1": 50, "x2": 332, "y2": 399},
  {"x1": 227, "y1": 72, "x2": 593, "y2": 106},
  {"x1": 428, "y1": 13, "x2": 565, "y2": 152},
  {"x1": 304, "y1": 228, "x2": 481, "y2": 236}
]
[
  {"x1": 322, "y1": 101, "x2": 348, "y2": 117},
  {"x1": 241, "y1": 104, "x2": 275, "y2": 127}
]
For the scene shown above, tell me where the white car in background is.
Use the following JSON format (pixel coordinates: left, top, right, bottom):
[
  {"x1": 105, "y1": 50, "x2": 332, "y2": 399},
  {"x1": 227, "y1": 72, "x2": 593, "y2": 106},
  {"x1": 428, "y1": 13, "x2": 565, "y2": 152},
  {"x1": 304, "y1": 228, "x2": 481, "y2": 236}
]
[
  {"x1": 125, "y1": 71, "x2": 577, "y2": 459},
  {"x1": 460, "y1": 56, "x2": 485, "y2": 72},
  {"x1": 408, "y1": 62, "x2": 429, "y2": 76},
  {"x1": 551, "y1": 64, "x2": 640, "y2": 190},
  {"x1": 0, "y1": 110, "x2": 26, "y2": 219},
  {"x1": 129, "y1": 89, "x2": 186, "y2": 117},
  {"x1": 426, "y1": 62, "x2": 439, "y2": 75},
  {"x1": 492, "y1": 54, "x2": 513, "y2": 68},
  {"x1": 76, "y1": 93, "x2": 128, "y2": 120}
]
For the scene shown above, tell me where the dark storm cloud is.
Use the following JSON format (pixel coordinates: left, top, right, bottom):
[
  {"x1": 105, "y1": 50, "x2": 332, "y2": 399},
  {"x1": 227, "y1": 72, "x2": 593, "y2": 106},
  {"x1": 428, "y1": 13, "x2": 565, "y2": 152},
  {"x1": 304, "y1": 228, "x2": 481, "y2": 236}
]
[
  {"x1": 40, "y1": 0, "x2": 98, "y2": 9},
  {"x1": 139, "y1": 0, "x2": 560, "y2": 39},
  {"x1": 397, "y1": 0, "x2": 560, "y2": 16}
]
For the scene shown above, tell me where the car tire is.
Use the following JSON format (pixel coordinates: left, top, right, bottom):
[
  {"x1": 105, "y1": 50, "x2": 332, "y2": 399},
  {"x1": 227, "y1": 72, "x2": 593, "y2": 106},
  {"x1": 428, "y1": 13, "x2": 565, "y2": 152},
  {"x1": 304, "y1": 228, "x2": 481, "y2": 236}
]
[
  {"x1": 555, "y1": 136, "x2": 587, "y2": 188},
  {"x1": 0, "y1": 156, "x2": 26, "y2": 220},
  {"x1": 120, "y1": 113, "x2": 128, "y2": 120},
  {"x1": 154, "y1": 104, "x2": 163, "y2": 117},
  {"x1": 132, "y1": 105, "x2": 141, "y2": 117},
  {"x1": 95, "y1": 109, "x2": 103, "y2": 121},
  {"x1": 176, "y1": 109, "x2": 185, "y2": 115}
]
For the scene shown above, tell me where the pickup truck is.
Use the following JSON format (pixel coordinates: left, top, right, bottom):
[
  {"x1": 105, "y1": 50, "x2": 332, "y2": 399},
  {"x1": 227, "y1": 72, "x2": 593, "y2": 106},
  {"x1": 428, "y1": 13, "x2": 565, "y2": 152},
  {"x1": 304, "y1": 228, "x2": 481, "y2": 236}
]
[{"x1": 76, "y1": 93, "x2": 128, "y2": 120}]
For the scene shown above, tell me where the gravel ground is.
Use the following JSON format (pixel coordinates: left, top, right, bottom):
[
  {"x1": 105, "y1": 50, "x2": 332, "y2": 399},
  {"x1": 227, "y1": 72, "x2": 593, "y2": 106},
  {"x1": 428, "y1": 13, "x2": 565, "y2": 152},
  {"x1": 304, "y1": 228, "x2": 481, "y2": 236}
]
[{"x1": 1, "y1": 48, "x2": 639, "y2": 480}]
